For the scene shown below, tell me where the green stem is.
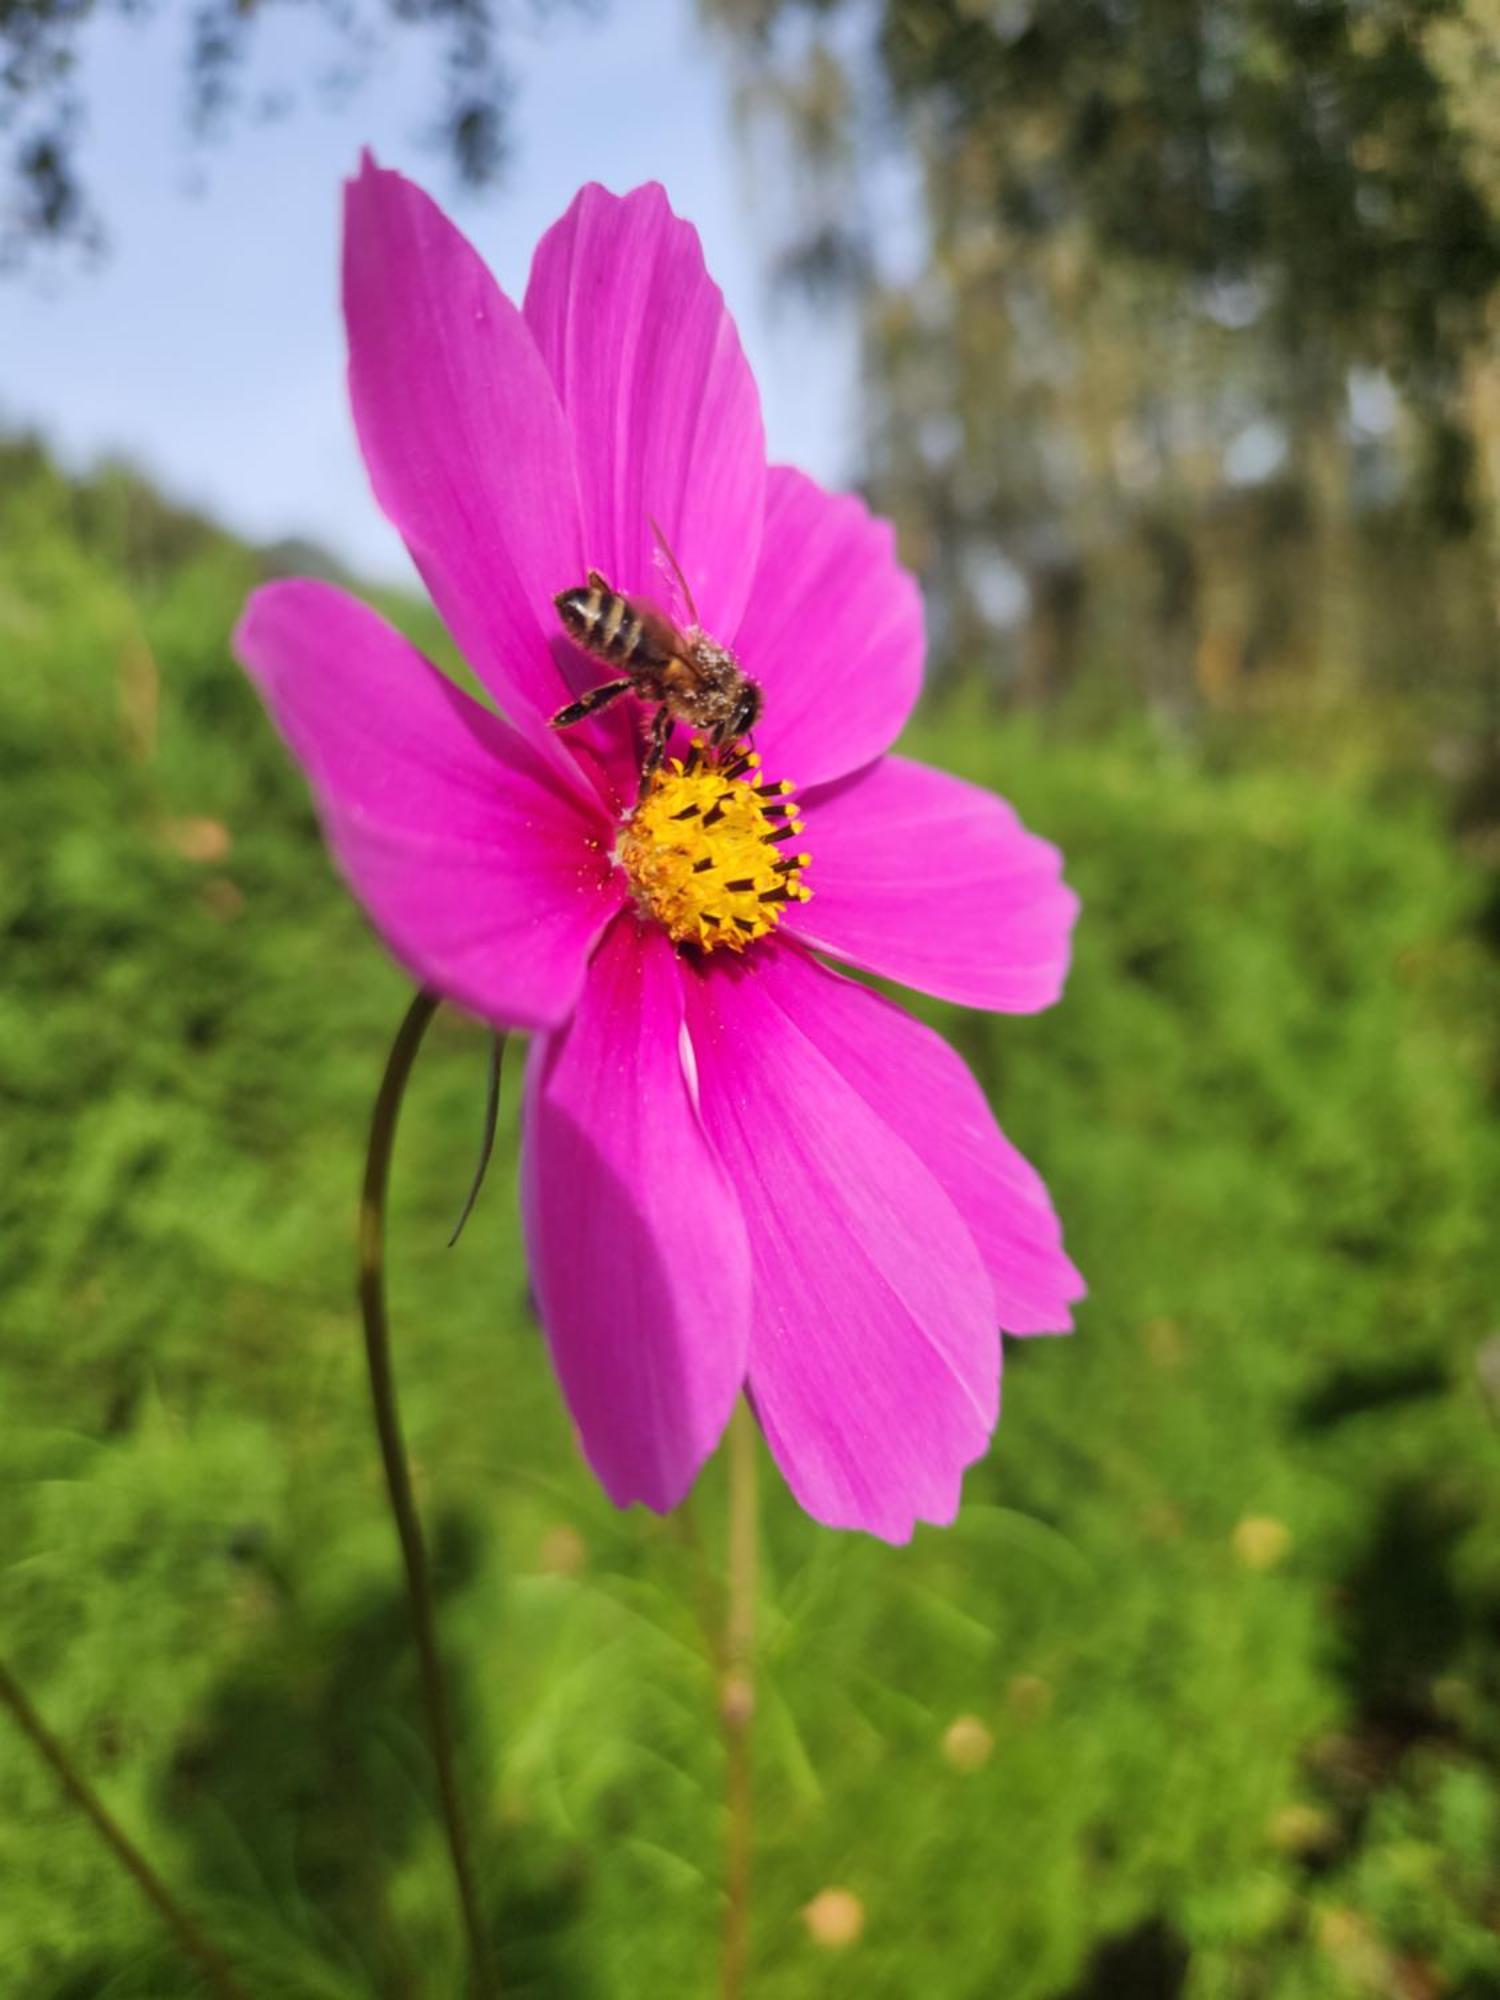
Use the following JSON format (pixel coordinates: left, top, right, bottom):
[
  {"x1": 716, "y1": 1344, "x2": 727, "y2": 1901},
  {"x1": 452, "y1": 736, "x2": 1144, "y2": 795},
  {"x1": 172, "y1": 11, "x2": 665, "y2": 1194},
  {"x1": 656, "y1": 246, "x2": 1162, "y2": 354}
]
[
  {"x1": 0, "y1": 1654, "x2": 248, "y2": 1999},
  {"x1": 719, "y1": 1400, "x2": 758, "y2": 2000},
  {"x1": 359, "y1": 987, "x2": 494, "y2": 1995}
]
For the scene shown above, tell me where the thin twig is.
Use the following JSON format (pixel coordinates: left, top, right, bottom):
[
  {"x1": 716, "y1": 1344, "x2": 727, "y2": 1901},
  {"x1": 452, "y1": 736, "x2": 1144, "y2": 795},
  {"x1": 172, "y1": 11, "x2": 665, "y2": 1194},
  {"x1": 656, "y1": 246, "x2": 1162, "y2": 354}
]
[
  {"x1": 0, "y1": 1654, "x2": 248, "y2": 1999},
  {"x1": 719, "y1": 1400, "x2": 758, "y2": 2000},
  {"x1": 359, "y1": 987, "x2": 494, "y2": 1995}
]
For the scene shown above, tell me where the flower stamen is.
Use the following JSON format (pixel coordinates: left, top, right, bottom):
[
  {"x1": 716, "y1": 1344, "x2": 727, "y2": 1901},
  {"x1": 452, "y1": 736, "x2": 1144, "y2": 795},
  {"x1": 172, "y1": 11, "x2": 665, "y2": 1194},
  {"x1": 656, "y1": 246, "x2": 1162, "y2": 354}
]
[{"x1": 619, "y1": 742, "x2": 812, "y2": 953}]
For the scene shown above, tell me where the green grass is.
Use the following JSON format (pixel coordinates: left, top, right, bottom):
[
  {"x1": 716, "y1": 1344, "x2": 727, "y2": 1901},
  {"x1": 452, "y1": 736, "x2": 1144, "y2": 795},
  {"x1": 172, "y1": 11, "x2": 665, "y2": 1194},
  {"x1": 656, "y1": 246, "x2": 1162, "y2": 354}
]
[{"x1": 3, "y1": 440, "x2": 1499, "y2": 1998}]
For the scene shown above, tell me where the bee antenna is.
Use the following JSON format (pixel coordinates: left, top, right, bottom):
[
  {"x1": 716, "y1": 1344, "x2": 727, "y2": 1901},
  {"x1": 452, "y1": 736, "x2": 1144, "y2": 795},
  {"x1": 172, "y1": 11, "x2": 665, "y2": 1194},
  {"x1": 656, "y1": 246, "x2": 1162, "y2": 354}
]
[{"x1": 648, "y1": 514, "x2": 700, "y2": 630}]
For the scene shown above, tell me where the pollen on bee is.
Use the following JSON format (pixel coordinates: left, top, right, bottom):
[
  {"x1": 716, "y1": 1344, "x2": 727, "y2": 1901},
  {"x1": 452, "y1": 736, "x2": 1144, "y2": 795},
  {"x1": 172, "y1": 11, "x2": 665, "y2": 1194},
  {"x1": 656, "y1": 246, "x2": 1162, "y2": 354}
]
[{"x1": 618, "y1": 741, "x2": 812, "y2": 952}]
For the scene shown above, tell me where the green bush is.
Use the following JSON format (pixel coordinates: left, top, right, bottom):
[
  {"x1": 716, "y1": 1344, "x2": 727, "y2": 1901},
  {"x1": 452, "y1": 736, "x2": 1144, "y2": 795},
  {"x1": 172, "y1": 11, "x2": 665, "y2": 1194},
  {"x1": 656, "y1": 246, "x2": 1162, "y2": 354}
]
[{"x1": 3, "y1": 449, "x2": 1498, "y2": 1997}]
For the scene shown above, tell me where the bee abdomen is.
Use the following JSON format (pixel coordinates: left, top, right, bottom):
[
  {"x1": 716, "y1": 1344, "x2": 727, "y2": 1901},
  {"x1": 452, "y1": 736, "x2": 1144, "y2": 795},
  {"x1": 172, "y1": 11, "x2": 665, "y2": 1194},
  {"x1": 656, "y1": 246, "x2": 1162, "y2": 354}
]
[{"x1": 556, "y1": 583, "x2": 648, "y2": 666}]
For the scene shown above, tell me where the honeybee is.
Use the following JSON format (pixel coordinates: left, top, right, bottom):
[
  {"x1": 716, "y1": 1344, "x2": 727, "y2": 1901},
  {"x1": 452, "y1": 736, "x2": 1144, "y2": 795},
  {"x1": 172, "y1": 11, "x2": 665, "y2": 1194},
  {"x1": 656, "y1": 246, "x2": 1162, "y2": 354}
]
[{"x1": 550, "y1": 525, "x2": 763, "y2": 780}]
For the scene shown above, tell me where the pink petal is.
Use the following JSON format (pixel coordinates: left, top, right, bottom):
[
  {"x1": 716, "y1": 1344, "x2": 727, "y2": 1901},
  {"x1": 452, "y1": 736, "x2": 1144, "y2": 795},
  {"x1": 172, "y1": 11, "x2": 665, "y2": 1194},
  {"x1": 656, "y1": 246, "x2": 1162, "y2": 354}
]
[
  {"x1": 749, "y1": 951, "x2": 1084, "y2": 1335},
  {"x1": 234, "y1": 579, "x2": 621, "y2": 1030},
  {"x1": 791, "y1": 756, "x2": 1080, "y2": 1012},
  {"x1": 684, "y1": 948, "x2": 999, "y2": 1542},
  {"x1": 735, "y1": 468, "x2": 924, "y2": 788},
  {"x1": 524, "y1": 183, "x2": 766, "y2": 641},
  {"x1": 522, "y1": 918, "x2": 751, "y2": 1510},
  {"x1": 343, "y1": 156, "x2": 587, "y2": 757}
]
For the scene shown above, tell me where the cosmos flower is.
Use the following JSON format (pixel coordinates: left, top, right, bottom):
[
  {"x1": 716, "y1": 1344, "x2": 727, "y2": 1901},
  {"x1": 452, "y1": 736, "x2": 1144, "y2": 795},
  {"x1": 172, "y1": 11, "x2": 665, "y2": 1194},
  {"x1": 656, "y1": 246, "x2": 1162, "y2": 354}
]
[{"x1": 234, "y1": 157, "x2": 1083, "y2": 1542}]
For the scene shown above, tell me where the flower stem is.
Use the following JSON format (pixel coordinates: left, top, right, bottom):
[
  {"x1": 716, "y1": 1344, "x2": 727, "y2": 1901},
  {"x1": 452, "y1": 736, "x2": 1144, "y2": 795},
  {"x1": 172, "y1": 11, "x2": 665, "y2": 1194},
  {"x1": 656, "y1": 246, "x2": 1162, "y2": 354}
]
[
  {"x1": 359, "y1": 987, "x2": 494, "y2": 1995},
  {"x1": 0, "y1": 1654, "x2": 248, "y2": 2000},
  {"x1": 719, "y1": 1399, "x2": 758, "y2": 2000}
]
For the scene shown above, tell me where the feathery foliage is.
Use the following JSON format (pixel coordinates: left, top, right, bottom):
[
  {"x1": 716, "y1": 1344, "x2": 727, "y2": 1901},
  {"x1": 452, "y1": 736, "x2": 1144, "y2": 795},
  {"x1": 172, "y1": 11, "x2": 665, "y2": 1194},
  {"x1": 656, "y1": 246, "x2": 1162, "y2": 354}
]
[{"x1": 3, "y1": 441, "x2": 1499, "y2": 1995}]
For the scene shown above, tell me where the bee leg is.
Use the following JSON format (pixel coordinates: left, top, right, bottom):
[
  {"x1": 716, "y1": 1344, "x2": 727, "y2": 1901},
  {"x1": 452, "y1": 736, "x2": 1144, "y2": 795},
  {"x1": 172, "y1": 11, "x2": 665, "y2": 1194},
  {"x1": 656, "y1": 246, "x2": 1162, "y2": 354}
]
[
  {"x1": 710, "y1": 717, "x2": 749, "y2": 762},
  {"x1": 551, "y1": 679, "x2": 634, "y2": 729},
  {"x1": 639, "y1": 705, "x2": 673, "y2": 783}
]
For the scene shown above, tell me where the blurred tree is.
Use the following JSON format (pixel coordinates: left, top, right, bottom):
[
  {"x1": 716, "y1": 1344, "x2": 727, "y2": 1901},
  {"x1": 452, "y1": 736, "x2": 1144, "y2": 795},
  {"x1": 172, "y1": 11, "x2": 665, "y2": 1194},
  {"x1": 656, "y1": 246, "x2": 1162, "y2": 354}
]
[
  {"x1": 0, "y1": 0, "x2": 584, "y2": 266},
  {"x1": 705, "y1": 0, "x2": 1500, "y2": 725},
  {"x1": 1428, "y1": 0, "x2": 1500, "y2": 780}
]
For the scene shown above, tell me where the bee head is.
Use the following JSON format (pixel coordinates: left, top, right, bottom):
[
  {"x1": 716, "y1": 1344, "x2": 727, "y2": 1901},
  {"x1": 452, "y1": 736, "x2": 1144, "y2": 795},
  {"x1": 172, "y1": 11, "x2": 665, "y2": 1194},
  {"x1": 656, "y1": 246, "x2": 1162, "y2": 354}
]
[{"x1": 731, "y1": 680, "x2": 764, "y2": 740}]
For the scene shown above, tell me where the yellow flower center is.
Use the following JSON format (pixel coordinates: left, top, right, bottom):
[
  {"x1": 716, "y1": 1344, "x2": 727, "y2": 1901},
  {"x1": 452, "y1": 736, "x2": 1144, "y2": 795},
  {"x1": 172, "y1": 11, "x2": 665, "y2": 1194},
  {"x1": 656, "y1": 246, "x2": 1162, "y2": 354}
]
[{"x1": 618, "y1": 742, "x2": 812, "y2": 953}]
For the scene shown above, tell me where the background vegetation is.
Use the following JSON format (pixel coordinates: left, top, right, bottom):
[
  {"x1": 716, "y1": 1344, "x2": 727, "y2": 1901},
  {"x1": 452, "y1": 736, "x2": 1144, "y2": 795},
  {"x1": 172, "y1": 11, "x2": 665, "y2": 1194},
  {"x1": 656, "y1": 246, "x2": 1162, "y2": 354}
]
[{"x1": 3, "y1": 429, "x2": 1499, "y2": 1995}]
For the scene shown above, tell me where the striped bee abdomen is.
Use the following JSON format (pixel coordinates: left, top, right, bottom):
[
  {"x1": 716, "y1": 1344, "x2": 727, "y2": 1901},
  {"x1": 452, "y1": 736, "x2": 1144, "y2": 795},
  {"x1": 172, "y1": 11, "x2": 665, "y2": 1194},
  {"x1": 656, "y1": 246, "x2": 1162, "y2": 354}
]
[{"x1": 556, "y1": 580, "x2": 653, "y2": 667}]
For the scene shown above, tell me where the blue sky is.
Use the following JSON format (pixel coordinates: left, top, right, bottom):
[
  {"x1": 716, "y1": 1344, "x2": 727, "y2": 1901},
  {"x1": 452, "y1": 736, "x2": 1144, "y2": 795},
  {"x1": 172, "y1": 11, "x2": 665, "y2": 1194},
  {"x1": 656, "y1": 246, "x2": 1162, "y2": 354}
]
[{"x1": 3, "y1": 0, "x2": 859, "y2": 581}]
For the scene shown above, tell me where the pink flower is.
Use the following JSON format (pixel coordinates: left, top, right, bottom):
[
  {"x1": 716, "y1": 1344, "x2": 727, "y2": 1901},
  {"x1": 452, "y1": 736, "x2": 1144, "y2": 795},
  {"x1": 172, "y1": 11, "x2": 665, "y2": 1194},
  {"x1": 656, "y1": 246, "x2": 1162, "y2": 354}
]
[{"x1": 234, "y1": 157, "x2": 1083, "y2": 1542}]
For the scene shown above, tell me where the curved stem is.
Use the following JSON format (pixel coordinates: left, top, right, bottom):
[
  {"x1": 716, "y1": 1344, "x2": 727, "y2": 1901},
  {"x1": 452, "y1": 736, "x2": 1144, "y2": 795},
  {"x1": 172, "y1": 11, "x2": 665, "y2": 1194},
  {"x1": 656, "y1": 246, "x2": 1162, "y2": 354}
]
[
  {"x1": 0, "y1": 1654, "x2": 248, "y2": 2000},
  {"x1": 359, "y1": 987, "x2": 494, "y2": 1995},
  {"x1": 719, "y1": 1400, "x2": 758, "y2": 2000}
]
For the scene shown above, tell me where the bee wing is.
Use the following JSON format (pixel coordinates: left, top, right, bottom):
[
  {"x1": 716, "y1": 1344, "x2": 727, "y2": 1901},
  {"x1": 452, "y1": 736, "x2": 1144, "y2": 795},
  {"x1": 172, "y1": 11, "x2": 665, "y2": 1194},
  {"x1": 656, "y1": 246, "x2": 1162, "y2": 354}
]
[
  {"x1": 623, "y1": 592, "x2": 693, "y2": 666},
  {"x1": 648, "y1": 515, "x2": 702, "y2": 631}
]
